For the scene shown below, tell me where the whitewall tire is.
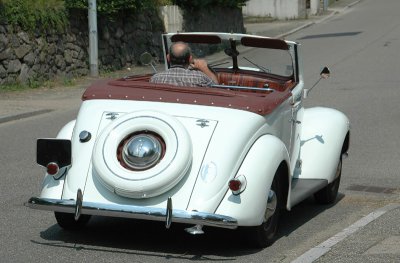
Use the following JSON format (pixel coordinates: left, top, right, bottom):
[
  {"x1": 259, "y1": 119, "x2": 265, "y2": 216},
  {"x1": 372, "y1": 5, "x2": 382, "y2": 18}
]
[{"x1": 92, "y1": 111, "x2": 192, "y2": 198}]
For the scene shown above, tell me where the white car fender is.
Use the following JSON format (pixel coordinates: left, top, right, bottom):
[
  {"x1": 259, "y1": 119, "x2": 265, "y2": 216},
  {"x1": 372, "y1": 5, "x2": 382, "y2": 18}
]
[
  {"x1": 39, "y1": 120, "x2": 76, "y2": 199},
  {"x1": 299, "y1": 107, "x2": 350, "y2": 182},
  {"x1": 56, "y1": 120, "x2": 76, "y2": 140},
  {"x1": 215, "y1": 134, "x2": 290, "y2": 226},
  {"x1": 39, "y1": 174, "x2": 66, "y2": 199}
]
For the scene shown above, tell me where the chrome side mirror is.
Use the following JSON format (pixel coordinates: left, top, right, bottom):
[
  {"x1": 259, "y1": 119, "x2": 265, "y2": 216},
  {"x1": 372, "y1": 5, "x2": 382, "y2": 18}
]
[
  {"x1": 140, "y1": 52, "x2": 157, "y2": 73},
  {"x1": 140, "y1": 52, "x2": 153, "y2": 65},
  {"x1": 304, "y1": 66, "x2": 331, "y2": 99},
  {"x1": 320, "y1": 66, "x2": 330, "y2": 79}
]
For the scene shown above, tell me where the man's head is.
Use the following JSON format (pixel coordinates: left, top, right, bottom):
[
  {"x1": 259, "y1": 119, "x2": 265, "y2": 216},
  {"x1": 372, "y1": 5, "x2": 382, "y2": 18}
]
[{"x1": 168, "y1": 42, "x2": 192, "y2": 67}]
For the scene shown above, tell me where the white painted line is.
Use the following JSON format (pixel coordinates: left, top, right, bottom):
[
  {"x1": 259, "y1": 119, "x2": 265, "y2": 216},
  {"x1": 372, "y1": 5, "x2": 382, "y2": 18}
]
[{"x1": 291, "y1": 203, "x2": 400, "y2": 263}]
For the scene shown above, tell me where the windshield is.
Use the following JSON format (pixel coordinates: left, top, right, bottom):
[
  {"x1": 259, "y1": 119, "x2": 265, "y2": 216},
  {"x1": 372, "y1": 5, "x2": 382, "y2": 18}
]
[{"x1": 164, "y1": 34, "x2": 294, "y2": 78}]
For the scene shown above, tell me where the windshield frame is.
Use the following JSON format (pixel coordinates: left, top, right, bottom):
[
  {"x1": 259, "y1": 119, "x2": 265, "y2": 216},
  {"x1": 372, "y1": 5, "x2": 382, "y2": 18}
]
[{"x1": 162, "y1": 33, "x2": 298, "y2": 80}]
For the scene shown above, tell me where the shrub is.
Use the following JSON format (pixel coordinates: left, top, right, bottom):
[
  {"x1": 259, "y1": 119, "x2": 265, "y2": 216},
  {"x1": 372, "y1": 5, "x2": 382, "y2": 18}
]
[
  {"x1": 65, "y1": 0, "x2": 162, "y2": 15},
  {"x1": 0, "y1": 0, "x2": 165, "y2": 31},
  {"x1": 0, "y1": 0, "x2": 68, "y2": 32}
]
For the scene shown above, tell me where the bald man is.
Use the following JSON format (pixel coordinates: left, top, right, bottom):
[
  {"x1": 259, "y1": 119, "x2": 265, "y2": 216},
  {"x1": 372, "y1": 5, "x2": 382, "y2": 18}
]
[{"x1": 150, "y1": 42, "x2": 218, "y2": 87}]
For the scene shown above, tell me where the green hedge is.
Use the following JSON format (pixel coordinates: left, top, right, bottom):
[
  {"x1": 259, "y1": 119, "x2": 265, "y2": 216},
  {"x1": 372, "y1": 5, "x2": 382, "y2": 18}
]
[
  {"x1": 0, "y1": 0, "x2": 163, "y2": 31},
  {"x1": 0, "y1": 0, "x2": 247, "y2": 32},
  {"x1": 0, "y1": 0, "x2": 68, "y2": 32},
  {"x1": 65, "y1": 0, "x2": 161, "y2": 15},
  {"x1": 172, "y1": 0, "x2": 249, "y2": 10}
]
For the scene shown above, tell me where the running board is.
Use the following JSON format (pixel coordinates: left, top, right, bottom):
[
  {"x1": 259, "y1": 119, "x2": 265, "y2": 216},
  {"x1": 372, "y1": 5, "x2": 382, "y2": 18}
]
[{"x1": 290, "y1": 179, "x2": 328, "y2": 207}]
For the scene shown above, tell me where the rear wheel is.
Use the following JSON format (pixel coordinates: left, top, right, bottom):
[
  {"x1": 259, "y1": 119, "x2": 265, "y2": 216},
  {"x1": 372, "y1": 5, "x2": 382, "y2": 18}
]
[
  {"x1": 54, "y1": 212, "x2": 91, "y2": 230},
  {"x1": 314, "y1": 158, "x2": 342, "y2": 204},
  {"x1": 245, "y1": 175, "x2": 282, "y2": 248}
]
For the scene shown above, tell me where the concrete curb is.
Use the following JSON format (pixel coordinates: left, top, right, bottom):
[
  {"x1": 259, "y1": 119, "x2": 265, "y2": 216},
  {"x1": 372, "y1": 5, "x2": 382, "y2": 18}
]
[
  {"x1": 275, "y1": 22, "x2": 315, "y2": 39},
  {"x1": 346, "y1": 0, "x2": 362, "y2": 8}
]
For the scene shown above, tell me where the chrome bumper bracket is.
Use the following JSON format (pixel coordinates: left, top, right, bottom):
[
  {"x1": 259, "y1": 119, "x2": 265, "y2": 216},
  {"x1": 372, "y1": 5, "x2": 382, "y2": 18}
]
[
  {"x1": 165, "y1": 197, "x2": 172, "y2": 229},
  {"x1": 74, "y1": 189, "x2": 83, "y2": 221}
]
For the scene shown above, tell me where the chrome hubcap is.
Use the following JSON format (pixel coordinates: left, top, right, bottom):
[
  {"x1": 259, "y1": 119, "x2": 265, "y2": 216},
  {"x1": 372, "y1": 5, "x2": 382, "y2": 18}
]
[
  {"x1": 264, "y1": 189, "x2": 277, "y2": 222},
  {"x1": 122, "y1": 134, "x2": 162, "y2": 170}
]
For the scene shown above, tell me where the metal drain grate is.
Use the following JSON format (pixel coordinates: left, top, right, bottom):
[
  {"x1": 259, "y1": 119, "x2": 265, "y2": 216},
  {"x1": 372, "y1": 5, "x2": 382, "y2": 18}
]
[{"x1": 346, "y1": 184, "x2": 397, "y2": 194}]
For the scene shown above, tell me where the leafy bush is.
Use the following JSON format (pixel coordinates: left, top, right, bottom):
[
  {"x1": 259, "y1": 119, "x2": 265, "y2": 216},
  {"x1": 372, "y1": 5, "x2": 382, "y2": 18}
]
[
  {"x1": 157, "y1": 0, "x2": 173, "y2": 5},
  {"x1": 65, "y1": 0, "x2": 162, "y2": 15},
  {"x1": 0, "y1": 0, "x2": 68, "y2": 32},
  {"x1": 172, "y1": 0, "x2": 249, "y2": 10},
  {"x1": 0, "y1": 0, "x2": 165, "y2": 31}
]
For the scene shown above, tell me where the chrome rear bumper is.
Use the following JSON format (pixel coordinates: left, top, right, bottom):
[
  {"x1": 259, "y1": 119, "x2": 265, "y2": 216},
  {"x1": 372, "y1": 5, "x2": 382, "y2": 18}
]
[{"x1": 26, "y1": 196, "x2": 238, "y2": 229}]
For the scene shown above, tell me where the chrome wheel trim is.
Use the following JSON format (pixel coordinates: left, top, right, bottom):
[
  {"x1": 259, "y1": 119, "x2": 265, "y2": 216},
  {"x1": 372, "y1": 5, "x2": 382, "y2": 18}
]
[{"x1": 264, "y1": 189, "x2": 277, "y2": 223}]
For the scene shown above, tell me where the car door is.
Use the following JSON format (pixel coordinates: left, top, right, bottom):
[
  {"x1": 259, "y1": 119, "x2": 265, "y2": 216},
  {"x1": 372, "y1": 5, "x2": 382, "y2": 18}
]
[{"x1": 288, "y1": 42, "x2": 303, "y2": 178}]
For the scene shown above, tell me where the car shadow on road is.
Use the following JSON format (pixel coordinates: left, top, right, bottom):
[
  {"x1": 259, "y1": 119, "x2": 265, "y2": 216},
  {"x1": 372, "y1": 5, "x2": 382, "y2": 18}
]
[
  {"x1": 276, "y1": 193, "x2": 345, "y2": 239},
  {"x1": 35, "y1": 193, "x2": 345, "y2": 260}
]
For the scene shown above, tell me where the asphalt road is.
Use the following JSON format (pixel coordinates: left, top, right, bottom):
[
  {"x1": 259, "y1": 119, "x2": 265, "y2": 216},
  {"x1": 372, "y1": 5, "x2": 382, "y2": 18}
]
[{"x1": 1, "y1": 0, "x2": 399, "y2": 262}]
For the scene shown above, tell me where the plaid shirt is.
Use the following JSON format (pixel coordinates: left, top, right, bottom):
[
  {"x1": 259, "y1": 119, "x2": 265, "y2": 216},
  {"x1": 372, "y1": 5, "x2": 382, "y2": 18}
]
[{"x1": 150, "y1": 66, "x2": 215, "y2": 87}]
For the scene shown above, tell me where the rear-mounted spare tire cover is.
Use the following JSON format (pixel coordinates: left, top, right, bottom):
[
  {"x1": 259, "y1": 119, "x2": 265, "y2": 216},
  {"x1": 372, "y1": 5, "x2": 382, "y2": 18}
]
[{"x1": 92, "y1": 111, "x2": 192, "y2": 198}]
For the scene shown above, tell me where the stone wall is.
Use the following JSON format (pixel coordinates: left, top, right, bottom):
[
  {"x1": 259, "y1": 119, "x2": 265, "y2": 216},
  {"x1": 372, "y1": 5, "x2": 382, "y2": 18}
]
[
  {"x1": 95, "y1": 9, "x2": 164, "y2": 70},
  {"x1": 0, "y1": 8, "x2": 164, "y2": 86},
  {"x1": 0, "y1": 6, "x2": 245, "y2": 86}
]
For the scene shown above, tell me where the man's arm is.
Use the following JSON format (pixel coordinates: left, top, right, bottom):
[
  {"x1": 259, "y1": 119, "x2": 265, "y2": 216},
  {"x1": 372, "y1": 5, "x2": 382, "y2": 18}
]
[{"x1": 191, "y1": 59, "x2": 219, "y2": 84}]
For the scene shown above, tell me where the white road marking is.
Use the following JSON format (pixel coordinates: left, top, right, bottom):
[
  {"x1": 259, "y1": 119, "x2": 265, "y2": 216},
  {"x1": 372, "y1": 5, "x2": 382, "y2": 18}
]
[{"x1": 291, "y1": 203, "x2": 400, "y2": 263}]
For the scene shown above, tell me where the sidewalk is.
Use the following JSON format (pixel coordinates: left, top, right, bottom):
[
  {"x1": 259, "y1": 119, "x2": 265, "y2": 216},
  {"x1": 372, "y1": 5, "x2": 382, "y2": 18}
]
[
  {"x1": 319, "y1": 204, "x2": 400, "y2": 262},
  {"x1": 245, "y1": 0, "x2": 362, "y2": 38},
  {"x1": 292, "y1": 203, "x2": 400, "y2": 262}
]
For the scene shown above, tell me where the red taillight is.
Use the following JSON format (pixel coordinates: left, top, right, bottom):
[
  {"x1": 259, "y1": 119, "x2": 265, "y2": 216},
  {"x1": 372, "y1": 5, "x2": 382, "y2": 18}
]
[
  {"x1": 229, "y1": 179, "x2": 241, "y2": 192},
  {"x1": 47, "y1": 162, "x2": 59, "y2": 175},
  {"x1": 228, "y1": 175, "x2": 247, "y2": 195}
]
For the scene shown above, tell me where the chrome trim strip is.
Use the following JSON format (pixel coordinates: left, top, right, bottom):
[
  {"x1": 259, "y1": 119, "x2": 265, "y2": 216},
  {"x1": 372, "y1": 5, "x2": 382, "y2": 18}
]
[
  {"x1": 211, "y1": 84, "x2": 275, "y2": 92},
  {"x1": 26, "y1": 197, "x2": 238, "y2": 229}
]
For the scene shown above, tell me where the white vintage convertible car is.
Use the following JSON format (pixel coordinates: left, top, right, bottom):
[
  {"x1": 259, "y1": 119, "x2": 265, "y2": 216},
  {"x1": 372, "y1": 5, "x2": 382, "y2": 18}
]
[{"x1": 27, "y1": 33, "x2": 350, "y2": 247}]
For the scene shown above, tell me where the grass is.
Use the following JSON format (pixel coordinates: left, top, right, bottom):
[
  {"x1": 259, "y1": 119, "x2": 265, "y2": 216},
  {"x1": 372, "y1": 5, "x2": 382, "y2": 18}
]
[
  {"x1": 0, "y1": 76, "x2": 77, "y2": 93},
  {"x1": 0, "y1": 65, "x2": 155, "y2": 94},
  {"x1": 0, "y1": 83, "x2": 31, "y2": 92}
]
